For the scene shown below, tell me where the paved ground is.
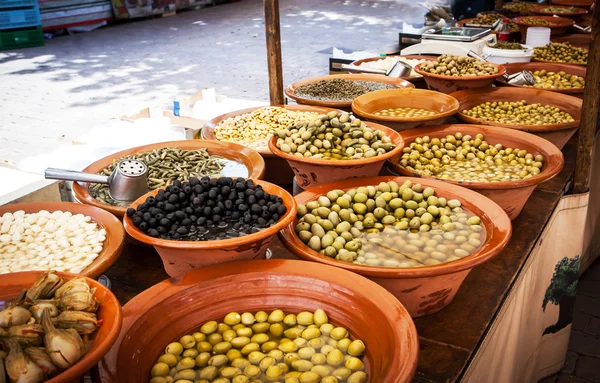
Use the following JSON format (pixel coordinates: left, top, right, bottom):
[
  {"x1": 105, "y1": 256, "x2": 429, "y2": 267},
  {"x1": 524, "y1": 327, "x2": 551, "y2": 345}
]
[{"x1": 0, "y1": 0, "x2": 411, "y2": 166}]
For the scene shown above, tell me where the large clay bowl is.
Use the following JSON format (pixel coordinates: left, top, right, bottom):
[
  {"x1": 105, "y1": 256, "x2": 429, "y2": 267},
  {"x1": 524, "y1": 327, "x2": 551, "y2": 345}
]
[
  {"x1": 414, "y1": 62, "x2": 507, "y2": 94},
  {"x1": 279, "y1": 176, "x2": 512, "y2": 317},
  {"x1": 0, "y1": 202, "x2": 125, "y2": 279},
  {"x1": 284, "y1": 74, "x2": 415, "y2": 110},
  {"x1": 123, "y1": 179, "x2": 297, "y2": 277},
  {"x1": 98, "y1": 259, "x2": 419, "y2": 382},
  {"x1": 456, "y1": 18, "x2": 521, "y2": 34},
  {"x1": 72, "y1": 140, "x2": 265, "y2": 219},
  {"x1": 268, "y1": 122, "x2": 404, "y2": 190},
  {"x1": 550, "y1": 0, "x2": 594, "y2": 7},
  {"x1": 532, "y1": 4, "x2": 588, "y2": 16},
  {"x1": 348, "y1": 54, "x2": 437, "y2": 82},
  {"x1": 2, "y1": 271, "x2": 122, "y2": 383},
  {"x1": 513, "y1": 16, "x2": 575, "y2": 36},
  {"x1": 351, "y1": 88, "x2": 460, "y2": 132},
  {"x1": 497, "y1": 62, "x2": 586, "y2": 98},
  {"x1": 552, "y1": 34, "x2": 591, "y2": 49},
  {"x1": 451, "y1": 87, "x2": 582, "y2": 149},
  {"x1": 386, "y1": 124, "x2": 565, "y2": 220},
  {"x1": 201, "y1": 105, "x2": 340, "y2": 186}
]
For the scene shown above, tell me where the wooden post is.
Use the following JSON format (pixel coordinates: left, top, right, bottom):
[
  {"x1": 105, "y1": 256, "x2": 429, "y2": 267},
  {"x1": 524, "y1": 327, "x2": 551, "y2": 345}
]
[
  {"x1": 573, "y1": 2, "x2": 600, "y2": 194},
  {"x1": 264, "y1": 0, "x2": 284, "y2": 105}
]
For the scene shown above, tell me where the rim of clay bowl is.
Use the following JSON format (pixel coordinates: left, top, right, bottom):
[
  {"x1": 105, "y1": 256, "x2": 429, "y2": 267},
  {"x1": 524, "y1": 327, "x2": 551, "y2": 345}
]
[
  {"x1": 532, "y1": 4, "x2": 588, "y2": 16},
  {"x1": 200, "y1": 104, "x2": 343, "y2": 156},
  {"x1": 72, "y1": 140, "x2": 266, "y2": 218},
  {"x1": 98, "y1": 259, "x2": 419, "y2": 383},
  {"x1": 267, "y1": 121, "x2": 404, "y2": 167},
  {"x1": 450, "y1": 87, "x2": 582, "y2": 132},
  {"x1": 1, "y1": 271, "x2": 122, "y2": 383},
  {"x1": 386, "y1": 124, "x2": 565, "y2": 190},
  {"x1": 496, "y1": 62, "x2": 586, "y2": 94},
  {"x1": 284, "y1": 74, "x2": 415, "y2": 109},
  {"x1": 278, "y1": 175, "x2": 512, "y2": 279},
  {"x1": 351, "y1": 88, "x2": 460, "y2": 123},
  {"x1": 348, "y1": 54, "x2": 438, "y2": 80},
  {"x1": 413, "y1": 62, "x2": 507, "y2": 82},
  {"x1": 512, "y1": 15, "x2": 575, "y2": 28},
  {"x1": 0, "y1": 202, "x2": 125, "y2": 279},
  {"x1": 123, "y1": 179, "x2": 297, "y2": 250},
  {"x1": 456, "y1": 18, "x2": 521, "y2": 33},
  {"x1": 550, "y1": 0, "x2": 593, "y2": 6}
]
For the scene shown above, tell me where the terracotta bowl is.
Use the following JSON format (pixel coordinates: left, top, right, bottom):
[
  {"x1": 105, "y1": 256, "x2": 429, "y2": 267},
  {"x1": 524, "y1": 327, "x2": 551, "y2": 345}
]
[
  {"x1": 278, "y1": 176, "x2": 512, "y2": 317},
  {"x1": 497, "y1": 62, "x2": 586, "y2": 98},
  {"x1": 532, "y1": 4, "x2": 588, "y2": 16},
  {"x1": 551, "y1": 34, "x2": 591, "y2": 50},
  {"x1": 0, "y1": 202, "x2": 125, "y2": 279},
  {"x1": 284, "y1": 74, "x2": 415, "y2": 110},
  {"x1": 512, "y1": 16, "x2": 575, "y2": 36},
  {"x1": 123, "y1": 179, "x2": 297, "y2": 277},
  {"x1": 456, "y1": 18, "x2": 521, "y2": 34},
  {"x1": 98, "y1": 259, "x2": 419, "y2": 382},
  {"x1": 550, "y1": 0, "x2": 594, "y2": 7},
  {"x1": 451, "y1": 87, "x2": 582, "y2": 149},
  {"x1": 267, "y1": 122, "x2": 404, "y2": 190},
  {"x1": 1, "y1": 271, "x2": 122, "y2": 383},
  {"x1": 351, "y1": 88, "x2": 460, "y2": 132},
  {"x1": 502, "y1": 2, "x2": 538, "y2": 15},
  {"x1": 348, "y1": 54, "x2": 437, "y2": 83},
  {"x1": 386, "y1": 124, "x2": 565, "y2": 220},
  {"x1": 413, "y1": 62, "x2": 507, "y2": 95},
  {"x1": 201, "y1": 105, "x2": 341, "y2": 186},
  {"x1": 72, "y1": 140, "x2": 265, "y2": 219}
]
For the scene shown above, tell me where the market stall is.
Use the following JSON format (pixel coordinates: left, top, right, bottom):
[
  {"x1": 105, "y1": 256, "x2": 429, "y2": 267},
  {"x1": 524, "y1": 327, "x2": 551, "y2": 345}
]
[{"x1": 0, "y1": 0, "x2": 599, "y2": 382}]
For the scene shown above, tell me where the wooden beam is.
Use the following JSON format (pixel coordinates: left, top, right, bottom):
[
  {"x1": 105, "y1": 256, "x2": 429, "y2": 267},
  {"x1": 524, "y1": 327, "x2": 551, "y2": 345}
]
[
  {"x1": 264, "y1": 0, "x2": 284, "y2": 105},
  {"x1": 574, "y1": 2, "x2": 600, "y2": 194}
]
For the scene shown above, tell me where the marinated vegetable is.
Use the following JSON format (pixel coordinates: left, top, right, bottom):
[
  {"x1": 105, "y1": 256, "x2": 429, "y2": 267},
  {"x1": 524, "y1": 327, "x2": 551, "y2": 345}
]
[
  {"x1": 295, "y1": 180, "x2": 485, "y2": 267},
  {"x1": 374, "y1": 108, "x2": 439, "y2": 118},
  {"x1": 471, "y1": 13, "x2": 519, "y2": 31},
  {"x1": 148, "y1": 309, "x2": 368, "y2": 383},
  {"x1": 518, "y1": 17, "x2": 553, "y2": 25},
  {"x1": 418, "y1": 55, "x2": 500, "y2": 77},
  {"x1": 462, "y1": 100, "x2": 574, "y2": 125},
  {"x1": 540, "y1": 6, "x2": 577, "y2": 13},
  {"x1": 502, "y1": 2, "x2": 536, "y2": 13},
  {"x1": 489, "y1": 41, "x2": 525, "y2": 50},
  {"x1": 398, "y1": 132, "x2": 545, "y2": 182},
  {"x1": 528, "y1": 70, "x2": 584, "y2": 90},
  {"x1": 126, "y1": 177, "x2": 287, "y2": 241},
  {"x1": 532, "y1": 43, "x2": 588, "y2": 65},
  {"x1": 213, "y1": 107, "x2": 320, "y2": 152},
  {"x1": 295, "y1": 78, "x2": 395, "y2": 102},
  {"x1": 273, "y1": 111, "x2": 395, "y2": 160}
]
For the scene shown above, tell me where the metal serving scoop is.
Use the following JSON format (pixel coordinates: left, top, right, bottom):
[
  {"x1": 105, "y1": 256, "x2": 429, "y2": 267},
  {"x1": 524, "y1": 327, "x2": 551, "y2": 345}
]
[
  {"x1": 45, "y1": 159, "x2": 149, "y2": 202},
  {"x1": 341, "y1": 60, "x2": 413, "y2": 78}
]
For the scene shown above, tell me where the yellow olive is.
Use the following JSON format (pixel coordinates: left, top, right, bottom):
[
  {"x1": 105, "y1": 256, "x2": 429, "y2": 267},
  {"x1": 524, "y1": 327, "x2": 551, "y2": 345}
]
[
  {"x1": 165, "y1": 342, "x2": 183, "y2": 355},
  {"x1": 158, "y1": 354, "x2": 178, "y2": 367},
  {"x1": 200, "y1": 321, "x2": 218, "y2": 335},
  {"x1": 151, "y1": 363, "x2": 170, "y2": 377},
  {"x1": 348, "y1": 340, "x2": 366, "y2": 356}
]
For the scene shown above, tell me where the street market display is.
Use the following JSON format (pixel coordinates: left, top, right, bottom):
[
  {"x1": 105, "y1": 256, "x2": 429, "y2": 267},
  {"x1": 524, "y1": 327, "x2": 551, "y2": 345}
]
[
  {"x1": 532, "y1": 43, "x2": 588, "y2": 65},
  {"x1": 374, "y1": 108, "x2": 439, "y2": 118},
  {"x1": 417, "y1": 55, "x2": 500, "y2": 77},
  {"x1": 0, "y1": 271, "x2": 100, "y2": 383},
  {"x1": 294, "y1": 78, "x2": 396, "y2": 102},
  {"x1": 528, "y1": 70, "x2": 584, "y2": 90},
  {"x1": 462, "y1": 100, "x2": 575, "y2": 125},
  {"x1": 148, "y1": 309, "x2": 368, "y2": 383}
]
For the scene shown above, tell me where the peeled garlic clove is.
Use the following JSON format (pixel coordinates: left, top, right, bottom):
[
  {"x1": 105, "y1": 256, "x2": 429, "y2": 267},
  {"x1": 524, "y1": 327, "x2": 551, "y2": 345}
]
[
  {"x1": 7, "y1": 324, "x2": 45, "y2": 347},
  {"x1": 58, "y1": 291, "x2": 98, "y2": 313},
  {"x1": 24, "y1": 347, "x2": 59, "y2": 378},
  {"x1": 4, "y1": 337, "x2": 45, "y2": 383},
  {"x1": 52, "y1": 311, "x2": 98, "y2": 335},
  {"x1": 29, "y1": 302, "x2": 59, "y2": 322},
  {"x1": 41, "y1": 308, "x2": 85, "y2": 369},
  {"x1": 26, "y1": 271, "x2": 64, "y2": 300},
  {"x1": 54, "y1": 278, "x2": 90, "y2": 299},
  {"x1": 0, "y1": 306, "x2": 32, "y2": 327}
]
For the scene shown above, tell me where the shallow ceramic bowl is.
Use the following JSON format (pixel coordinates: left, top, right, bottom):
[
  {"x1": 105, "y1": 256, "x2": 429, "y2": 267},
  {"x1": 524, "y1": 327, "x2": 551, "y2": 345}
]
[
  {"x1": 98, "y1": 259, "x2": 418, "y2": 382},
  {"x1": 497, "y1": 62, "x2": 586, "y2": 99},
  {"x1": 0, "y1": 202, "x2": 125, "y2": 278},
  {"x1": 550, "y1": 0, "x2": 594, "y2": 7},
  {"x1": 278, "y1": 176, "x2": 512, "y2": 317},
  {"x1": 72, "y1": 140, "x2": 265, "y2": 219},
  {"x1": 456, "y1": 18, "x2": 521, "y2": 33},
  {"x1": 414, "y1": 62, "x2": 506, "y2": 94},
  {"x1": 348, "y1": 54, "x2": 437, "y2": 82},
  {"x1": 386, "y1": 124, "x2": 565, "y2": 220},
  {"x1": 201, "y1": 105, "x2": 341, "y2": 186},
  {"x1": 532, "y1": 4, "x2": 588, "y2": 16},
  {"x1": 1, "y1": 271, "x2": 122, "y2": 383},
  {"x1": 351, "y1": 88, "x2": 460, "y2": 132},
  {"x1": 284, "y1": 74, "x2": 414, "y2": 110},
  {"x1": 451, "y1": 87, "x2": 582, "y2": 149},
  {"x1": 268, "y1": 122, "x2": 404, "y2": 190},
  {"x1": 123, "y1": 179, "x2": 297, "y2": 277},
  {"x1": 513, "y1": 15, "x2": 575, "y2": 36}
]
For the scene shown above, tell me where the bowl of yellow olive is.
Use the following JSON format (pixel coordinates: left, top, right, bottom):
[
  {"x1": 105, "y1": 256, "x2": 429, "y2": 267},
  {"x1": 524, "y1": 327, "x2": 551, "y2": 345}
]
[
  {"x1": 532, "y1": 42, "x2": 588, "y2": 66},
  {"x1": 387, "y1": 124, "x2": 565, "y2": 219},
  {"x1": 450, "y1": 87, "x2": 582, "y2": 149},
  {"x1": 351, "y1": 89, "x2": 460, "y2": 132},
  {"x1": 98, "y1": 259, "x2": 419, "y2": 383},
  {"x1": 278, "y1": 176, "x2": 511, "y2": 317},
  {"x1": 512, "y1": 16, "x2": 575, "y2": 36},
  {"x1": 414, "y1": 55, "x2": 506, "y2": 94},
  {"x1": 498, "y1": 62, "x2": 586, "y2": 98}
]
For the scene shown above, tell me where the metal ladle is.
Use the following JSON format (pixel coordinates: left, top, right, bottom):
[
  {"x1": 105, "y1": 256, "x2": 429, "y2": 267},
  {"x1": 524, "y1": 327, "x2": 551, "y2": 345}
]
[{"x1": 45, "y1": 159, "x2": 149, "y2": 202}]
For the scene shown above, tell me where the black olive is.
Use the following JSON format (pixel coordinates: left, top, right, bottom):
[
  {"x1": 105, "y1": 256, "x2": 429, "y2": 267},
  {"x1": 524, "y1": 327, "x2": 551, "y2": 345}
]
[
  {"x1": 139, "y1": 222, "x2": 148, "y2": 231},
  {"x1": 148, "y1": 218, "x2": 158, "y2": 228},
  {"x1": 257, "y1": 217, "x2": 267, "y2": 225},
  {"x1": 166, "y1": 213, "x2": 175, "y2": 220},
  {"x1": 168, "y1": 194, "x2": 179, "y2": 204},
  {"x1": 184, "y1": 207, "x2": 194, "y2": 215},
  {"x1": 193, "y1": 185, "x2": 203, "y2": 194},
  {"x1": 132, "y1": 217, "x2": 142, "y2": 226},
  {"x1": 255, "y1": 190, "x2": 264, "y2": 200},
  {"x1": 160, "y1": 218, "x2": 170, "y2": 226},
  {"x1": 197, "y1": 217, "x2": 206, "y2": 226},
  {"x1": 183, "y1": 186, "x2": 192, "y2": 194},
  {"x1": 157, "y1": 226, "x2": 167, "y2": 233},
  {"x1": 248, "y1": 195, "x2": 257, "y2": 205},
  {"x1": 224, "y1": 200, "x2": 233, "y2": 210},
  {"x1": 148, "y1": 229, "x2": 159, "y2": 237},
  {"x1": 193, "y1": 197, "x2": 201, "y2": 206},
  {"x1": 245, "y1": 189, "x2": 255, "y2": 196},
  {"x1": 238, "y1": 204, "x2": 248, "y2": 212},
  {"x1": 213, "y1": 207, "x2": 222, "y2": 215},
  {"x1": 171, "y1": 186, "x2": 180, "y2": 193},
  {"x1": 172, "y1": 233, "x2": 182, "y2": 240},
  {"x1": 268, "y1": 204, "x2": 278, "y2": 214},
  {"x1": 181, "y1": 218, "x2": 192, "y2": 226},
  {"x1": 213, "y1": 215, "x2": 221, "y2": 222},
  {"x1": 176, "y1": 227, "x2": 189, "y2": 235},
  {"x1": 203, "y1": 207, "x2": 212, "y2": 216},
  {"x1": 155, "y1": 213, "x2": 165, "y2": 220},
  {"x1": 189, "y1": 177, "x2": 200, "y2": 186},
  {"x1": 277, "y1": 205, "x2": 287, "y2": 215},
  {"x1": 178, "y1": 192, "x2": 187, "y2": 201},
  {"x1": 173, "y1": 180, "x2": 182, "y2": 188},
  {"x1": 206, "y1": 200, "x2": 216, "y2": 207},
  {"x1": 235, "y1": 182, "x2": 245, "y2": 191},
  {"x1": 143, "y1": 212, "x2": 152, "y2": 221},
  {"x1": 251, "y1": 204, "x2": 262, "y2": 214},
  {"x1": 175, "y1": 211, "x2": 186, "y2": 221},
  {"x1": 218, "y1": 177, "x2": 231, "y2": 186},
  {"x1": 232, "y1": 212, "x2": 241, "y2": 220},
  {"x1": 126, "y1": 208, "x2": 136, "y2": 217},
  {"x1": 244, "y1": 214, "x2": 252, "y2": 223},
  {"x1": 208, "y1": 189, "x2": 217, "y2": 199}
]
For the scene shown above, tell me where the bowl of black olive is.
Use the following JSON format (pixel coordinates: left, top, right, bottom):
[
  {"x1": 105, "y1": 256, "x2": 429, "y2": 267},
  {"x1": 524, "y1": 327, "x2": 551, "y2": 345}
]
[{"x1": 124, "y1": 176, "x2": 297, "y2": 277}]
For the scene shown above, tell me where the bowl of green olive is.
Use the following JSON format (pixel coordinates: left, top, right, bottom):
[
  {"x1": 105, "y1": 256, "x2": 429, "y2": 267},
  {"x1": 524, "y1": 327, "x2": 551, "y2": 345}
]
[
  {"x1": 414, "y1": 55, "x2": 506, "y2": 94},
  {"x1": 386, "y1": 124, "x2": 565, "y2": 220},
  {"x1": 98, "y1": 259, "x2": 419, "y2": 383},
  {"x1": 512, "y1": 16, "x2": 574, "y2": 36},
  {"x1": 532, "y1": 42, "x2": 588, "y2": 66},
  {"x1": 278, "y1": 176, "x2": 511, "y2": 317},
  {"x1": 450, "y1": 87, "x2": 582, "y2": 149},
  {"x1": 351, "y1": 88, "x2": 460, "y2": 132},
  {"x1": 498, "y1": 62, "x2": 586, "y2": 98},
  {"x1": 532, "y1": 5, "x2": 588, "y2": 17}
]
